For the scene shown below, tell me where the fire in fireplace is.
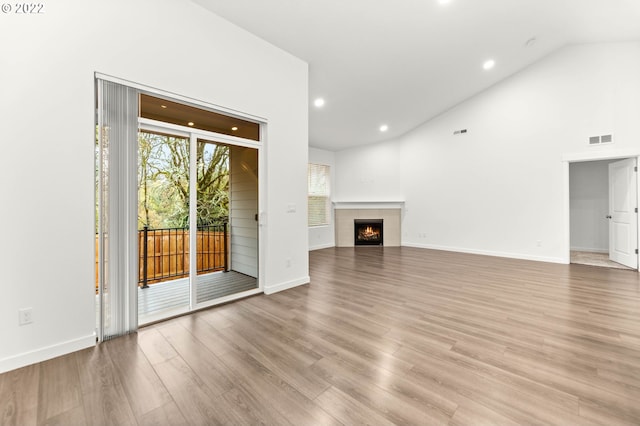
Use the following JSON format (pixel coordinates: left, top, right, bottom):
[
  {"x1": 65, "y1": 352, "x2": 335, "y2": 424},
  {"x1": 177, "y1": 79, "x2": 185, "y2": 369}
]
[{"x1": 354, "y1": 219, "x2": 383, "y2": 246}]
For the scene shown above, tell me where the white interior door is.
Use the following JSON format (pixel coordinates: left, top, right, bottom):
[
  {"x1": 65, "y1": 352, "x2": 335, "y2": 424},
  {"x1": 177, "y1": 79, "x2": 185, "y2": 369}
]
[{"x1": 608, "y1": 158, "x2": 638, "y2": 269}]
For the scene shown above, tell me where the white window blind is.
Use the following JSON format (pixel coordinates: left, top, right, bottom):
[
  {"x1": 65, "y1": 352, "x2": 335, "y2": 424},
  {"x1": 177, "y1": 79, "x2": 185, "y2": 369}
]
[
  {"x1": 308, "y1": 163, "x2": 330, "y2": 226},
  {"x1": 96, "y1": 78, "x2": 139, "y2": 341}
]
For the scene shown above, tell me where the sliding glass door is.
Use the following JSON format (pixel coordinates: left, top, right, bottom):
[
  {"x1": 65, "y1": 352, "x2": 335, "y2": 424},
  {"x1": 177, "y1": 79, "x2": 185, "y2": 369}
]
[
  {"x1": 136, "y1": 129, "x2": 260, "y2": 324},
  {"x1": 195, "y1": 139, "x2": 258, "y2": 306}
]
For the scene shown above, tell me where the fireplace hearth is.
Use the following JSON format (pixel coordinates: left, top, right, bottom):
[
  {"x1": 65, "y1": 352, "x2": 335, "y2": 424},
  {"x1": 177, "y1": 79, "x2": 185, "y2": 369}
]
[{"x1": 354, "y1": 219, "x2": 383, "y2": 246}]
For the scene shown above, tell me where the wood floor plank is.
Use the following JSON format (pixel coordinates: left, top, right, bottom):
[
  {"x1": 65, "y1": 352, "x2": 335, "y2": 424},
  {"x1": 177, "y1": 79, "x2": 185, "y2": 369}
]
[
  {"x1": 314, "y1": 386, "x2": 397, "y2": 426},
  {"x1": 137, "y1": 401, "x2": 188, "y2": 426},
  {"x1": 137, "y1": 328, "x2": 178, "y2": 366},
  {"x1": 310, "y1": 354, "x2": 445, "y2": 425},
  {"x1": 156, "y1": 322, "x2": 234, "y2": 397},
  {"x1": 36, "y1": 355, "x2": 83, "y2": 424},
  {"x1": 220, "y1": 386, "x2": 294, "y2": 426},
  {"x1": 151, "y1": 356, "x2": 232, "y2": 425},
  {"x1": 218, "y1": 347, "x2": 341, "y2": 425},
  {"x1": 74, "y1": 346, "x2": 137, "y2": 426},
  {"x1": 0, "y1": 364, "x2": 39, "y2": 426},
  {"x1": 104, "y1": 333, "x2": 174, "y2": 421}
]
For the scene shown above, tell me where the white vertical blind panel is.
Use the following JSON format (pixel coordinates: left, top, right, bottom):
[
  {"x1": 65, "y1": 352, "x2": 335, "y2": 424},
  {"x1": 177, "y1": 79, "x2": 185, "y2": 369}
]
[{"x1": 97, "y1": 79, "x2": 139, "y2": 341}]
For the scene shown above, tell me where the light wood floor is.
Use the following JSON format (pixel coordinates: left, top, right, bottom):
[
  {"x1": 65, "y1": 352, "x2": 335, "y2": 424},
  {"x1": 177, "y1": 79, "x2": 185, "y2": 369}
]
[{"x1": 2, "y1": 247, "x2": 640, "y2": 425}]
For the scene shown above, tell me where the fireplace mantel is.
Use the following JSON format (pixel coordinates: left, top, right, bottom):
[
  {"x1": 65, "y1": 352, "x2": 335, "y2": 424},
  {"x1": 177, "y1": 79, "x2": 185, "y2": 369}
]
[{"x1": 332, "y1": 201, "x2": 405, "y2": 210}]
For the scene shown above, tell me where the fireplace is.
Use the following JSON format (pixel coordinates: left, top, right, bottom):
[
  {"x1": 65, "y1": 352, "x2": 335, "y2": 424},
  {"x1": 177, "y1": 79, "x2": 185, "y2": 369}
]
[{"x1": 354, "y1": 219, "x2": 383, "y2": 246}]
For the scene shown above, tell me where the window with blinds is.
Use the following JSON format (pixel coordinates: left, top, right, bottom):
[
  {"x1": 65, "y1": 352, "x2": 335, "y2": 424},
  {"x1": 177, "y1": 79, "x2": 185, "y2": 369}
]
[{"x1": 308, "y1": 163, "x2": 331, "y2": 226}]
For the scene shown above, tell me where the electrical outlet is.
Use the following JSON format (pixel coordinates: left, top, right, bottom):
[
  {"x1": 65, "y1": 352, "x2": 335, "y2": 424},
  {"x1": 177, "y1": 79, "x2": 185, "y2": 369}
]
[
  {"x1": 285, "y1": 258, "x2": 292, "y2": 268},
  {"x1": 18, "y1": 308, "x2": 33, "y2": 326}
]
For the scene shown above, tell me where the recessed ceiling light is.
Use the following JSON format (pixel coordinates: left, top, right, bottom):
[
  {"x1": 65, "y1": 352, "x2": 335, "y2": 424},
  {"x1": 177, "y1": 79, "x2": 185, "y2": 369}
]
[
  {"x1": 160, "y1": 105, "x2": 167, "y2": 109},
  {"x1": 231, "y1": 126, "x2": 238, "y2": 131},
  {"x1": 187, "y1": 122, "x2": 194, "y2": 126},
  {"x1": 314, "y1": 98, "x2": 325, "y2": 108},
  {"x1": 483, "y1": 59, "x2": 496, "y2": 70},
  {"x1": 380, "y1": 124, "x2": 389, "y2": 132}
]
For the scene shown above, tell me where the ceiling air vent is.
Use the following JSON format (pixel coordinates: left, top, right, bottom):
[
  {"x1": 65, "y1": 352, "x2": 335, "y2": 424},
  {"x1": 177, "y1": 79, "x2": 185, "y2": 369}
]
[{"x1": 453, "y1": 129, "x2": 468, "y2": 135}]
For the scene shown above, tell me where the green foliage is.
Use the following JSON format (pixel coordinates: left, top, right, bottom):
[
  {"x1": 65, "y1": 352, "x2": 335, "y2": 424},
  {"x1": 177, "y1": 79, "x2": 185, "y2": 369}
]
[{"x1": 138, "y1": 132, "x2": 229, "y2": 229}]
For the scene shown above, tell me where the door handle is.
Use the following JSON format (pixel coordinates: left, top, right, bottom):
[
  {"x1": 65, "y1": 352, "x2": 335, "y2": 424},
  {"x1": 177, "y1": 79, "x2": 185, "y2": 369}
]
[{"x1": 606, "y1": 215, "x2": 612, "y2": 219}]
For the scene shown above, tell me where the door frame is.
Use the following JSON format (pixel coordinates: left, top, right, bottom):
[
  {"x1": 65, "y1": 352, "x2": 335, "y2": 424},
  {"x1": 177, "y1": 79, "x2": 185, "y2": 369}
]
[
  {"x1": 138, "y1": 118, "x2": 265, "y2": 320},
  {"x1": 562, "y1": 149, "x2": 640, "y2": 268}
]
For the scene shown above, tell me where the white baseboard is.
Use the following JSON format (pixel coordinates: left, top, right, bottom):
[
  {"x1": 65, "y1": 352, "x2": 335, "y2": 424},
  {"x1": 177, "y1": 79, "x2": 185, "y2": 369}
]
[
  {"x1": 402, "y1": 242, "x2": 566, "y2": 264},
  {"x1": 309, "y1": 243, "x2": 335, "y2": 251},
  {"x1": 0, "y1": 334, "x2": 96, "y2": 374},
  {"x1": 264, "y1": 275, "x2": 310, "y2": 295}
]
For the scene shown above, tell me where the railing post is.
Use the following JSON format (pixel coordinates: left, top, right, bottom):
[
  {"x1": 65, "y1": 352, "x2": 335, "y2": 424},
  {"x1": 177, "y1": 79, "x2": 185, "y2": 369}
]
[
  {"x1": 141, "y1": 226, "x2": 149, "y2": 289},
  {"x1": 223, "y1": 221, "x2": 229, "y2": 272}
]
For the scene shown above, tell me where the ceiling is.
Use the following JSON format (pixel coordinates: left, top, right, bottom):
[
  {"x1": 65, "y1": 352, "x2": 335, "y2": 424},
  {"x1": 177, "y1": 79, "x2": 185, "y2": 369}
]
[{"x1": 192, "y1": 0, "x2": 640, "y2": 151}]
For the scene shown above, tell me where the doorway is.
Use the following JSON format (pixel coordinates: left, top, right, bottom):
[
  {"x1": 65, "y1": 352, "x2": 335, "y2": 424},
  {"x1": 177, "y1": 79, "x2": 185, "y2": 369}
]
[{"x1": 567, "y1": 156, "x2": 639, "y2": 270}]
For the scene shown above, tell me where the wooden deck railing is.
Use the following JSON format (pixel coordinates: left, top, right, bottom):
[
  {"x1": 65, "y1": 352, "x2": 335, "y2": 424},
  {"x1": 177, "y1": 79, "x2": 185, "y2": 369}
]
[{"x1": 95, "y1": 223, "x2": 228, "y2": 289}]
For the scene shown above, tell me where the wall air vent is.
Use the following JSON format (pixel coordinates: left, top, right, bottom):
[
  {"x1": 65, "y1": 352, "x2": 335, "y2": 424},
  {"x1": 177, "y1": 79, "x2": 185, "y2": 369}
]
[{"x1": 588, "y1": 134, "x2": 613, "y2": 145}]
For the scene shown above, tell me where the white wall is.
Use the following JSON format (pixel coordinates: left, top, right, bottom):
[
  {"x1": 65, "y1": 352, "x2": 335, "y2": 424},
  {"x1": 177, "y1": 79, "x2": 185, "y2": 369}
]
[
  {"x1": 308, "y1": 148, "x2": 336, "y2": 250},
  {"x1": 570, "y1": 160, "x2": 613, "y2": 252},
  {"x1": 334, "y1": 140, "x2": 401, "y2": 201},
  {"x1": 335, "y1": 42, "x2": 640, "y2": 263},
  {"x1": 0, "y1": 0, "x2": 308, "y2": 373}
]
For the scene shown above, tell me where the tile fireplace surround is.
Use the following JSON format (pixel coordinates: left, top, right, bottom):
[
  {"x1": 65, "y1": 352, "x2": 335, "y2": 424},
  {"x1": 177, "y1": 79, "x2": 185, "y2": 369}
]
[{"x1": 333, "y1": 201, "x2": 404, "y2": 247}]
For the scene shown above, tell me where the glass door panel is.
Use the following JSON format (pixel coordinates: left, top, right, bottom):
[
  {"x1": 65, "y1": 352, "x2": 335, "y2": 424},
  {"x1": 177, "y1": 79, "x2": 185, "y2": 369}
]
[
  {"x1": 195, "y1": 139, "x2": 258, "y2": 305},
  {"x1": 137, "y1": 131, "x2": 191, "y2": 323}
]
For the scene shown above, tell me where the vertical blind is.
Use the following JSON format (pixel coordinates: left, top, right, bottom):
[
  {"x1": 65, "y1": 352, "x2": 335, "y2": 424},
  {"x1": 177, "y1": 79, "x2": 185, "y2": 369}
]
[
  {"x1": 97, "y1": 79, "x2": 139, "y2": 341},
  {"x1": 308, "y1": 163, "x2": 331, "y2": 226}
]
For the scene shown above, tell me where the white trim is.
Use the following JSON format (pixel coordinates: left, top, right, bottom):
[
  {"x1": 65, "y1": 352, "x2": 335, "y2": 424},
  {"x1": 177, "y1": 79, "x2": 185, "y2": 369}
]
[
  {"x1": 562, "y1": 149, "x2": 640, "y2": 162},
  {"x1": 264, "y1": 276, "x2": 310, "y2": 295},
  {"x1": 309, "y1": 243, "x2": 335, "y2": 251},
  {"x1": 258, "y1": 123, "x2": 267, "y2": 293},
  {"x1": 139, "y1": 118, "x2": 262, "y2": 149},
  {"x1": 94, "y1": 72, "x2": 267, "y2": 124},
  {"x1": 195, "y1": 288, "x2": 263, "y2": 311},
  {"x1": 333, "y1": 201, "x2": 405, "y2": 210},
  {"x1": 189, "y1": 133, "x2": 198, "y2": 310},
  {"x1": 402, "y1": 243, "x2": 566, "y2": 264},
  {"x1": 0, "y1": 334, "x2": 95, "y2": 374},
  {"x1": 139, "y1": 306, "x2": 191, "y2": 326}
]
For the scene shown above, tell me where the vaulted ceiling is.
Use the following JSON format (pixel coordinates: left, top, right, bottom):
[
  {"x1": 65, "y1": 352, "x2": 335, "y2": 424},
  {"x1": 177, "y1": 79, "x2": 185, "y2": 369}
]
[{"x1": 192, "y1": 0, "x2": 640, "y2": 151}]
